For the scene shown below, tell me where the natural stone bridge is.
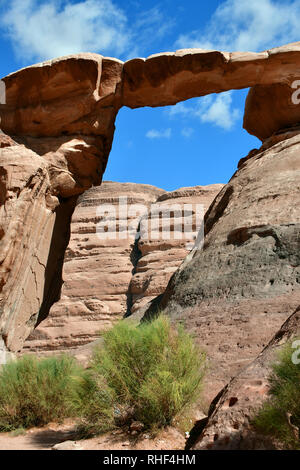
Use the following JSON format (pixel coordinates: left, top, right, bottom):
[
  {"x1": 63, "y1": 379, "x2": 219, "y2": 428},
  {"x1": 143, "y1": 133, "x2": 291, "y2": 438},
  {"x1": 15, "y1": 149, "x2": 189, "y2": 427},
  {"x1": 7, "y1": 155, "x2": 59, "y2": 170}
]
[{"x1": 1, "y1": 41, "x2": 300, "y2": 356}]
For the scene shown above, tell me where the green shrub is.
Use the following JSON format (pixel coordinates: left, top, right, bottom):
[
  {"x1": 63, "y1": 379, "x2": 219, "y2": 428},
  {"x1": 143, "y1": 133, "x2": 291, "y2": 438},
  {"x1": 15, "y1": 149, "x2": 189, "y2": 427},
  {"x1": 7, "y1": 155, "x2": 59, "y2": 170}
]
[
  {"x1": 0, "y1": 317, "x2": 206, "y2": 436},
  {"x1": 0, "y1": 354, "x2": 85, "y2": 431},
  {"x1": 81, "y1": 315, "x2": 206, "y2": 435},
  {"x1": 254, "y1": 340, "x2": 300, "y2": 449},
  {"x1": 74, "y1": 372, "x2": 115, "y2": 437}
]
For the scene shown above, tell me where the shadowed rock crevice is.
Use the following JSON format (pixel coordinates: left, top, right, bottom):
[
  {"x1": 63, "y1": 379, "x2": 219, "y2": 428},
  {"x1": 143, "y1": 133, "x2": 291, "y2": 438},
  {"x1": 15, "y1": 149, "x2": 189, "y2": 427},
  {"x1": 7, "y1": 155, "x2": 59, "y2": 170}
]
[
  {"x1": 125, "y1": 221, "x2": 143, "y2": 318},
  {"x1": 204, "y1": 185, "x2": 234, "y2": 238},
  {"x1": 35, "y1": 196, "x2": 78, "y2": 327}
]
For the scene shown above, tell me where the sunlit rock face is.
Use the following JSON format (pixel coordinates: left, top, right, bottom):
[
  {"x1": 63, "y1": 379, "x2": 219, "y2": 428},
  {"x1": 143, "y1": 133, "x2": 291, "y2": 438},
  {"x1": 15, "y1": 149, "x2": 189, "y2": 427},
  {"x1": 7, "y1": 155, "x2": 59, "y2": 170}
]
[
  {"x1": 144, "y1": 128, "x2": 300, "y2": 400},
  {"x1": 129, "y1": 184, "x2": 223, "y2": 315},
  {"x1": 1, "y1": 42, "x2": 300, "y2": 354},
  {"x1": 24, "y1": 182, "x2": 164, "y2": 352},
  {"x1": 0, "y1": 54, "x2": 123, "y2": 353}
]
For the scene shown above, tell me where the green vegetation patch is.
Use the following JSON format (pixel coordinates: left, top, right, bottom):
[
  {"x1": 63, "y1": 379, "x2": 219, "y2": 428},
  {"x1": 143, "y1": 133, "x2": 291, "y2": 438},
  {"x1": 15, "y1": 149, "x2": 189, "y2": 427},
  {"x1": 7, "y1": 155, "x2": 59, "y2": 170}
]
[
  {"x1": 79, "y1": 315, "x2": 206, "y2": 435},
  {"x1": 0, "y1": 315, "x2": 206, "y2": 437},
  {"x1": 0, "y1": 354, "x2": 85, "y2": 431},
  {"x1": 254, "y1": 339, "x2": 300, "y2": 449}
]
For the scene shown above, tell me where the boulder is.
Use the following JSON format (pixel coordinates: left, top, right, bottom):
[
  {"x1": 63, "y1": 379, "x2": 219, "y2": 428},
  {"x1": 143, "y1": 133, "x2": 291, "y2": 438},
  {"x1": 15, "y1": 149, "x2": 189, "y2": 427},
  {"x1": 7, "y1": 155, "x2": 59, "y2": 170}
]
[{"x1": 52, "y1": 440, "x2": 83, "y2": 451}]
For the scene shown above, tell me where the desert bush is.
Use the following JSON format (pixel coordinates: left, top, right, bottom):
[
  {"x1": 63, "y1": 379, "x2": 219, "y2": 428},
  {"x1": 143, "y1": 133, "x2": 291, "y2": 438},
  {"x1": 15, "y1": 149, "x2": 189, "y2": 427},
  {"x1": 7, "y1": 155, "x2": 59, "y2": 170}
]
[
  {"x1": 254, "y1": 340, "x2": 300, "y2": 449},
  {"x1": 81, "y1": 315, "x2": 206, "y2": 434},
  {"x1": 0, "y1": 317, "x2": 206, "y2": 436},
  {"x1": 74, "y1": 372, "x2": 115, "y2": 437},
  {"x1": 0, "y1": 354, "x2": 85, "y2": 431}
]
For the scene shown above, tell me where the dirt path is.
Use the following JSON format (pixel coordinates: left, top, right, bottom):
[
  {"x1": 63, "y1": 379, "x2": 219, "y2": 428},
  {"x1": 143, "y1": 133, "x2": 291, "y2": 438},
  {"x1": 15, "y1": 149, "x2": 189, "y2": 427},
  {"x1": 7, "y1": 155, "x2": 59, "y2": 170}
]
[{"x1": 0, "y1": 422, "x2": 186, "y2": 450}]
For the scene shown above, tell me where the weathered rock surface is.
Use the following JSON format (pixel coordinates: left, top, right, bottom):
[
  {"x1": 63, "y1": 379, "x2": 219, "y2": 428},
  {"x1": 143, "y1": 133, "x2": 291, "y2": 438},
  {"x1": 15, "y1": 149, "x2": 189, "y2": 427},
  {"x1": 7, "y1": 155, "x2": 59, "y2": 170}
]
[
  {"x1": 123, "y1": 43, "x2": 300, "y2": 141},
  {"x1": 2, "y1": 42, "x2": 300, "y2": 354},
  {"x1": 244, "y1": 82, "x2": 300, "y2": 141},
  {"x1": 190, "y1": 305, "x2": 300, "y2": 450},
  {"x1": 0, "y1": 54, "x2": 122, "y2": 353},
  {"x1": 1, "y1": 54, "x2": 123, "y2": 139},
  {"x1": 0, "y1": 133, "x2": 76, "y2": 354},
  {"x1": 24, "y1": 182, "x2": 222, "y2": 352},
  {"x1": 24, "y1": 181, "x2": 164, "y2": 352},
  {"x1": 52, "y1": 440, "x2": 83, "y2": 451},
  {"x1": 129, "y1": 184, "x2": 223, "y2": 313},
  {"x1": 141, "y1": 128, "x2": 300, "y2": 400}
]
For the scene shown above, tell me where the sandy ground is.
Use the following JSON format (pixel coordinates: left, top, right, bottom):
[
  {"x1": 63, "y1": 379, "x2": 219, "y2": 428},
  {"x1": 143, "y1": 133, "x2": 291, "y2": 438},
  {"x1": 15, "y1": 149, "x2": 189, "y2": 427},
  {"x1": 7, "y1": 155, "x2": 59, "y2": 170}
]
[{"x1": 0, "y1": 421, "x2": 186, "y2": 450}]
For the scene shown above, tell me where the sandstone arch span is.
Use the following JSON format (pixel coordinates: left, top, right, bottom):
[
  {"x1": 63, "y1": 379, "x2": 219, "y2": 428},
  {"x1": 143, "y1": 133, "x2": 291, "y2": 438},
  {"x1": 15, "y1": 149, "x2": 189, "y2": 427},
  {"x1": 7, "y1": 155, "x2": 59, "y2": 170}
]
[{"x1": 1, "y1": 41, "x2": 300, "y2": 356}]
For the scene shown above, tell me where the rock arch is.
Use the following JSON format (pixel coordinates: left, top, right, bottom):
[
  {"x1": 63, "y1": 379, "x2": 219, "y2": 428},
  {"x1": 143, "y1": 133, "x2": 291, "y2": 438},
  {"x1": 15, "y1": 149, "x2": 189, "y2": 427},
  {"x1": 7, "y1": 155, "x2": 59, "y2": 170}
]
[{"x1": 1, "y1": 41, "x2": 300, "y2": 355}]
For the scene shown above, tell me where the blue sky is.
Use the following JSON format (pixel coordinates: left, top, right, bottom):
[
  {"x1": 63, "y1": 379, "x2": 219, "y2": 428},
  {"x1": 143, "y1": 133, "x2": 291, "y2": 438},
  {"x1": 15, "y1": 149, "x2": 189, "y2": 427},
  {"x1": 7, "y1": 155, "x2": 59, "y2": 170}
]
[{"x1": 0, "y1": 0, "x2": 299, "y2": 190}]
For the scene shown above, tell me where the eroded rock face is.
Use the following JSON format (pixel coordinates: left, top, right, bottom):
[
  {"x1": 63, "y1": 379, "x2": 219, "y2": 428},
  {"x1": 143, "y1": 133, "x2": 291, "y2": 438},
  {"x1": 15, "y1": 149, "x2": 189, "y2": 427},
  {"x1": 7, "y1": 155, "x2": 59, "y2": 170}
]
[
  {"x1": 129, "y1": 185, "x2": 223, "y2": 313},
  {"x1": 1, "y1": 54, "x2": 123, "y2": 138},
  {"x1": 141, "y1": 128, "x2": 300, "y2": 400},
  {"x1": 0, "y1": 54, "x2": 123, "y2": 353},
  {"x1": 24, "y1": 182, "x2": 222, "y2": 352},
  {"x1": 0, "y1": 134, "x2": 69, "y2": 353},
  {"x1": 190, "y1": 306, "x2": 300, "y2": 450},
  {"x1": 24, "y1": 182, "x2": 164, "y2": 352},
  {"x1": 244, "y1": 83, "x2": 300, "y2": 141}
]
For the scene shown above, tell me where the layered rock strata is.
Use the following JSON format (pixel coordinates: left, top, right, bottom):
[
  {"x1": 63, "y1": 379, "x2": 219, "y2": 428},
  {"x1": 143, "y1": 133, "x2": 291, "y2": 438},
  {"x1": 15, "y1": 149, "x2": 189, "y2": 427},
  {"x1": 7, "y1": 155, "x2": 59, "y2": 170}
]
[
  {"x1": 24, "y1": 182, "x2": 164, "y2": 351},
  {"x1": 129, "y1": 184, "x2": 223, "y2": 313},
  {"x1": 24, "y1": 182, "x2": 222, "y2": 352}
]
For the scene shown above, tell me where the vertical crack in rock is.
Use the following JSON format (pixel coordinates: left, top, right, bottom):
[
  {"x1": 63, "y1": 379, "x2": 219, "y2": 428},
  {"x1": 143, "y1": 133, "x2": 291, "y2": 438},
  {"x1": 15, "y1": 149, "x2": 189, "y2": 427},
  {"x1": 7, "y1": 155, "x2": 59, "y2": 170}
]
[
  {"x1": 35, "y1": 196, "x2": 78, "y2": 326},
  {"x1": 125, "y1": 220, "x2": 143, "y2": 318}
]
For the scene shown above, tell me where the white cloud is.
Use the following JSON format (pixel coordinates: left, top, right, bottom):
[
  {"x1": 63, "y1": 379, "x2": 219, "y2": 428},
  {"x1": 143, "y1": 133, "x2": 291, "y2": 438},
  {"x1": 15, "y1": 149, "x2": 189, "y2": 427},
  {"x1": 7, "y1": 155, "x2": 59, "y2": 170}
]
[
  {"x1": 197, "y1": 93, "x2": 241, "y2": 130},
  {"x1": 146, "y1": 128, "x2": 172, "y2": 139},
  {"x1": 1, "y1": 0, "x2": 130, "y2": 62},
  {"x1": 181, "y1": 127, "x2": 194, "y2": 138},
  {"x1": 168, "y1": 102, "x2": 191, "y2": 117},
  {"x1": 134, "y1": 7, "x2": 174, "y2": 42},
  {"x1": 0, "y1": 0, "x2": 175, "y2": 63},
  {"x1": 175, "y1": 0, "x2": 300, "y2": 52},
  {"x1": 168, "y1": 92, "x2": 241, "y2": 131}
]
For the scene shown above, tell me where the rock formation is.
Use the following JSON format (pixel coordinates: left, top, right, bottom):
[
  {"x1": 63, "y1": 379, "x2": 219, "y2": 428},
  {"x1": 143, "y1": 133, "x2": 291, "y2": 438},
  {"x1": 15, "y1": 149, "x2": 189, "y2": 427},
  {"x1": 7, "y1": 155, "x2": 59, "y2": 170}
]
[
  {"x1": 1, "y1": 41, "x2": 300, "y2": 363},
  {"x1": 190, "y1": 305, "x2": 300, "y2": 450},
  {"x1": 142, "y1": 127, "x2": 300, "y2": 399},
  {"x1": 0, "y1": 54, "x2": 123, "y2": 357},
  {"x1": 129, "y1": 184, "x2": 223, "y2": 314},
  {"x1": 24, "y1": 182, "x2": 222, "y2": 352},
  {"x1": 24, "y1": 181, "x2": 164, "y2": 352}
]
